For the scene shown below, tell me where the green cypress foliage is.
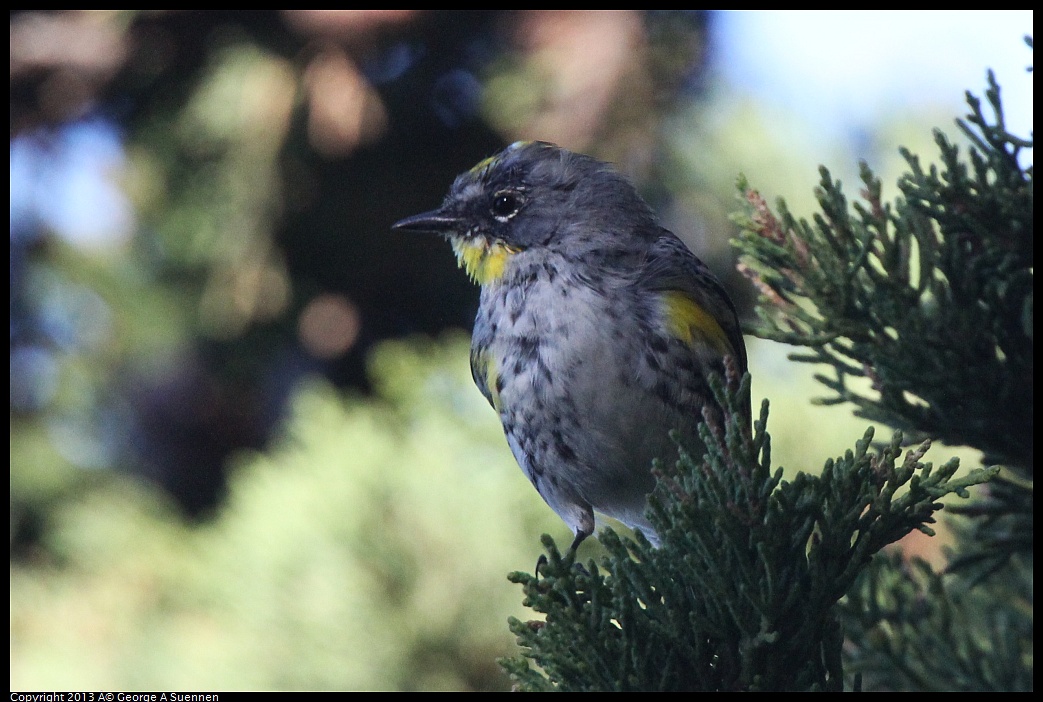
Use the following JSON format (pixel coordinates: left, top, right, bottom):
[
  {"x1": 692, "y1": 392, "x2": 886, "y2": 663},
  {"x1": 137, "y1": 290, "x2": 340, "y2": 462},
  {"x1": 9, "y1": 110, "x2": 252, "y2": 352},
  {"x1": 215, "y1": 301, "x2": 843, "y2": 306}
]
[
  {"x1": 733, "y1": 69, "x2": 1032, "y2": 474},
  {"x1": 501, "y1": 369, "x2": 996, "y2": 691},
  {"x1": 501, "y1": 47, "x2": 1030, "y2": 691}
]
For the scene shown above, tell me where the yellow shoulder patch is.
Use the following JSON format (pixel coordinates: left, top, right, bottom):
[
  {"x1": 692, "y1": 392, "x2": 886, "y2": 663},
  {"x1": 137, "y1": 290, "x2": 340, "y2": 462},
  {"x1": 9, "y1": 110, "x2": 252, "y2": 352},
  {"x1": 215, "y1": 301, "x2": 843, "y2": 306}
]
[
  {"x1": 661, "y1": 290, "x2": 733, "y2": 356},
  {"x1": 471, "y1": 348, "x2": 502, "y2": 412}
]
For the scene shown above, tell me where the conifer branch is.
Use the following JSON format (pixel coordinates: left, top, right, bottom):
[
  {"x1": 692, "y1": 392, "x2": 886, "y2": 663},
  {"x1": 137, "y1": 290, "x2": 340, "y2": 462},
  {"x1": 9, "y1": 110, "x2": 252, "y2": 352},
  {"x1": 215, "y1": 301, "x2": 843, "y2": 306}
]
[
  {"x1": 732, "y1": 69, "x2": 1032, "y2": 474},
  {"x1": 501, "y1": 369, "x2": 994, "y2": 691}
]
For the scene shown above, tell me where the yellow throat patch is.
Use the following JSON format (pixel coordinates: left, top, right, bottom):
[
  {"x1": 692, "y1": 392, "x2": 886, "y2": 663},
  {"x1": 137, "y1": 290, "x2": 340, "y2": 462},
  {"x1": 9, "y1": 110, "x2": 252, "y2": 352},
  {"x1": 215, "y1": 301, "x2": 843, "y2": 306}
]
[{"x1": 451, "y1": 237, "x2": 518, "y2": 285}]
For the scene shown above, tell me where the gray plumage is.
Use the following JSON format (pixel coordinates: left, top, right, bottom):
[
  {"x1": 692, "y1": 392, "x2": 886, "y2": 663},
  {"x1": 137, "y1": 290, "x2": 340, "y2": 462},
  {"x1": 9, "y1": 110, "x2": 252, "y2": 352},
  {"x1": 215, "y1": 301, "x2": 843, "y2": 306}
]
[{"x1": 393, "y1": 141, "x2": 747, "y2": 549}]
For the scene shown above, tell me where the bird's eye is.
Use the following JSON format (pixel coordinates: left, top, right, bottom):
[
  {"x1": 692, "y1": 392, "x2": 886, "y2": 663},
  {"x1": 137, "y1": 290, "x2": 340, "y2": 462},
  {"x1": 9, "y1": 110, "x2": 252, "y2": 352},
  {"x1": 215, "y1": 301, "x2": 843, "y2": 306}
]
[{"x1": 491, "y1": 191, "x2": 522, "y2": 220}]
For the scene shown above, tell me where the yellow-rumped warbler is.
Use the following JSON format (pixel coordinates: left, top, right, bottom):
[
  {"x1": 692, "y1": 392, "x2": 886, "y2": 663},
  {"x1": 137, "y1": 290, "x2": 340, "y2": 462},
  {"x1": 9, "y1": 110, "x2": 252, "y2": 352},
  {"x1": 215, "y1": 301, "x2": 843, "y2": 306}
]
[{"x1": 393, "y1": 141, "x2": 747, "y2": 549}]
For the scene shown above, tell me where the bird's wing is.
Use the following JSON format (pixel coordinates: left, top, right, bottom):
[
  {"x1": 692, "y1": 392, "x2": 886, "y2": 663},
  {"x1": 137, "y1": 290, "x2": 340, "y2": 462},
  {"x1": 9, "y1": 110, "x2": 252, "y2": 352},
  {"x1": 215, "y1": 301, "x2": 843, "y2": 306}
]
[{"x1": 640, "y1": 232, "x2": 747, "y2": 373}]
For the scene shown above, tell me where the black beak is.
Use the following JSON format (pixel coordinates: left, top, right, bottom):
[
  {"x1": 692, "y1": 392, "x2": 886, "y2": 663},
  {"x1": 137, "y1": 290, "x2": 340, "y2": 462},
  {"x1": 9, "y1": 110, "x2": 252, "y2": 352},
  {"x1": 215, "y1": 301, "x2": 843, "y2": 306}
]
[{"x1": 391, "y1": 208, "x2": 461, "y2": 234}]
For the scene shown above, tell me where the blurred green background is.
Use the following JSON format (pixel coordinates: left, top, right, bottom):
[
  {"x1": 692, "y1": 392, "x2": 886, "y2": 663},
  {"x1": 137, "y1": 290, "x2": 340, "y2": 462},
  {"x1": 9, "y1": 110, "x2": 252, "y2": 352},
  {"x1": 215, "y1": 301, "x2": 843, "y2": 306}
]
[{"x1": 10, "y1": 11, "x2": 1030, "y2": 691}]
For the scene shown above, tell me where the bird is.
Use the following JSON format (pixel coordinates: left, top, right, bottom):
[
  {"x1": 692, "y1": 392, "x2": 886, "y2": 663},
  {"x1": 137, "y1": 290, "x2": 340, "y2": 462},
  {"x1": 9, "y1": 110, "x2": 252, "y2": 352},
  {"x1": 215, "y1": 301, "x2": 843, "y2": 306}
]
[{"x1": 392, "y1": 140, "x2": 747, "y2": 550}]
